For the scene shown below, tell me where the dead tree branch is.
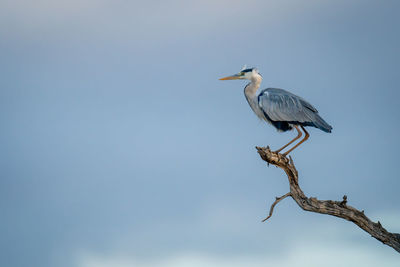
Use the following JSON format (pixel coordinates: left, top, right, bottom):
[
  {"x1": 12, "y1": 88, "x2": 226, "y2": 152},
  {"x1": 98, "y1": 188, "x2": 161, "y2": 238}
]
[{"x1": 256, "y1": 146, "x2": 400, "y2": 253}]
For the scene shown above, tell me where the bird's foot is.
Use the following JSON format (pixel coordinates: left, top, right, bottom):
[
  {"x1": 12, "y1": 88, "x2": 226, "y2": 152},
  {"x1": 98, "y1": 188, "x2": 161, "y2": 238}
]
[
  {"x1": 273, "y1": 149, "x2": 287, "y2": 157},
  {"x1": 256, "y1": 146, "x2": 290, "y2": 166}
]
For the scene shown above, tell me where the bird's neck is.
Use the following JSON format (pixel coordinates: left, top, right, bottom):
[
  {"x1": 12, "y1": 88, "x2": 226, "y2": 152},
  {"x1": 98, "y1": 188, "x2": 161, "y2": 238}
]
[
  {"x1": 244, "y1": 76, "x2": 262, "y2": 97},
  {"x1": 244, "y1": 75, "x2": 264, "y2": 119}
]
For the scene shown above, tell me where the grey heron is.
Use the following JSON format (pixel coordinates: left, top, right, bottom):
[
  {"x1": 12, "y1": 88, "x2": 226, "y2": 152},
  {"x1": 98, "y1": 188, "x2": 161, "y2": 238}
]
[{"x1": 220, "y1": 67, "x2": 332, "y2": 156}]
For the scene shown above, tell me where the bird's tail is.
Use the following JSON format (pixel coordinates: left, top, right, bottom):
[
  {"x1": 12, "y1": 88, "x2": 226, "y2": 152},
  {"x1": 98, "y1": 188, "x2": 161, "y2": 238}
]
[{"x1": 313, "y1": 114, "x2": 332, "y2": 133}]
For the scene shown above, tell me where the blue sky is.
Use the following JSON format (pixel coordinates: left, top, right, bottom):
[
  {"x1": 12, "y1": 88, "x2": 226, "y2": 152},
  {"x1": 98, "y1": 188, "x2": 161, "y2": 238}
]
[{"x1": 1, "y1": 0, "x2": 400, "y2": 266}]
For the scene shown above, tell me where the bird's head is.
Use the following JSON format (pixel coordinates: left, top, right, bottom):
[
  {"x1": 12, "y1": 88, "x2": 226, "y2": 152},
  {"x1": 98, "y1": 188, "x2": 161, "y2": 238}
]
[{"x1": 219, "y1": 66, "x2": 261, "y2": 81}]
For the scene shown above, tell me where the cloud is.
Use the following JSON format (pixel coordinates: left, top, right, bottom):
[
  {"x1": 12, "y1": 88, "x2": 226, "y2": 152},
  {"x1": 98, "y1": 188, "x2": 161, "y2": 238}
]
[
  {"x1": 74, "y1": 206, "x2": 400, "y2": 267},
  {"x1": 1, "y1": 0, "x2": 324, "y2": 41},
  {"x1": 78, "y1": 241, "x2": 400, "y2": 267}
]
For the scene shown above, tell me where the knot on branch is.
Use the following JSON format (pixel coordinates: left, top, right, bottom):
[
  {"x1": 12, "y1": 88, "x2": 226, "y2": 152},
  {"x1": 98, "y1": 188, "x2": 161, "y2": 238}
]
[{"x1": 340, "y1": 195, "x2": 347, "y2": 207}]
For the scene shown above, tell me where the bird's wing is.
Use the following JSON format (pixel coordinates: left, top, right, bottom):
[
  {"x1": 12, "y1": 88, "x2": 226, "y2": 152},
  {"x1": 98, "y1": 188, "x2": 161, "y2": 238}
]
[{"x1": 258, "y1": 88, "x2": 318, "y2": 123}]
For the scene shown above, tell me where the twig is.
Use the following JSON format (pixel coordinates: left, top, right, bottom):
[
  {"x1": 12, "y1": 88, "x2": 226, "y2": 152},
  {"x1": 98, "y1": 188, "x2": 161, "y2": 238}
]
[{"x1": 262, "y1": 192, "x2": 291, "y2": 222}]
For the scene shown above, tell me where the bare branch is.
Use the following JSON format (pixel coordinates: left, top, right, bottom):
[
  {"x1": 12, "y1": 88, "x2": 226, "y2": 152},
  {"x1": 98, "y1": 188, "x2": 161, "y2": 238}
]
[
  {"x1": 256, "y1": 146, "x2": 400, "y2": 253},
  {"x1": 262, "y1": 192, "x2": 291, "y2": 222}
]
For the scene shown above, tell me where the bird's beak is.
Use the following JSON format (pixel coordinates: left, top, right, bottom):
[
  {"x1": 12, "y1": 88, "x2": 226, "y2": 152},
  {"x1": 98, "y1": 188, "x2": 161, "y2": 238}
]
[{"x1": 219, "y1": 74, "x2": 242, "y2": 80}]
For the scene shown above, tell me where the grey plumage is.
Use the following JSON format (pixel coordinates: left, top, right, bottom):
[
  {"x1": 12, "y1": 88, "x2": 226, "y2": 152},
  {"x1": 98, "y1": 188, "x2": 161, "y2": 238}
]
[{"x1": 258, "y1": 88, "x2": 332, "y2": 133}]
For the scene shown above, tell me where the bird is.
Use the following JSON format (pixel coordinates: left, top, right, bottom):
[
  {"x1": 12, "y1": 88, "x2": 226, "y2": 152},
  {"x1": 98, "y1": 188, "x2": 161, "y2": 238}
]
[{"x1": 219, "y1": 67, "x2": 332, "y2": 156}]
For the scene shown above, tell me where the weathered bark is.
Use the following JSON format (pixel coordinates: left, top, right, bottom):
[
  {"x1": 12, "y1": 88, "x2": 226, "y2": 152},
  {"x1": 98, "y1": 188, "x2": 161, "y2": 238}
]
[{"x1": 256, "y1": 146, "x2": 400, "y2": 253}]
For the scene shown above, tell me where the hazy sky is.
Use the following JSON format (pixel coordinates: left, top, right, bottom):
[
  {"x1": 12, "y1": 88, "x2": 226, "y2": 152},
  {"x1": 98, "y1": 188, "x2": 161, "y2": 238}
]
[{"x1": 1, "y1": 1, "x2": 400, "y2": 266}]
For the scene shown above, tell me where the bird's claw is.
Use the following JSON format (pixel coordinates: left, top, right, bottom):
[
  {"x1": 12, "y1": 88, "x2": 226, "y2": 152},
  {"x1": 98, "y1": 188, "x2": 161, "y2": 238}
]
[{"x1": 273, "y1": 150, "x2": 285, "y2": 156}]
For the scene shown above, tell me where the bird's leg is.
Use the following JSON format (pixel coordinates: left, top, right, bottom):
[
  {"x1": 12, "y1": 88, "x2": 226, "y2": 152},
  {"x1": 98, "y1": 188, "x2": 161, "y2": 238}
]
[
  {"x1": 282, "y1": 126, "x2": 310, "y2": 156},
  {"x1": 274, "y1": 125, "x2": 302, "y2": 153}
]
